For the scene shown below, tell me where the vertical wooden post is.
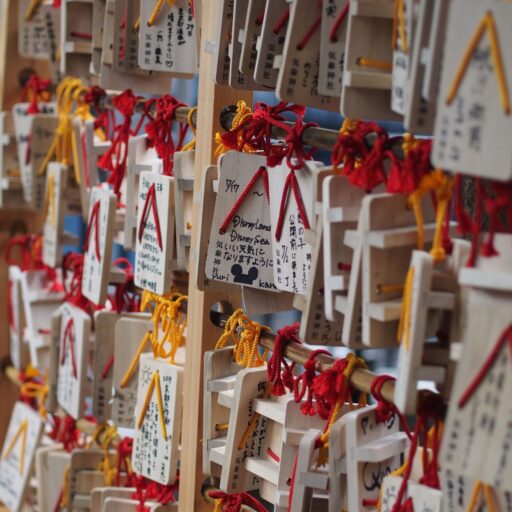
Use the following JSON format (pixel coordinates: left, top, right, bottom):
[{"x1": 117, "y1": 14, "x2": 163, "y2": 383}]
[
  {"x1": 179, "y1": 2, "x2": 252, "y2": 511},
  {"x1": 0, "y1": 0, "x2": 48, "y2": 444}
]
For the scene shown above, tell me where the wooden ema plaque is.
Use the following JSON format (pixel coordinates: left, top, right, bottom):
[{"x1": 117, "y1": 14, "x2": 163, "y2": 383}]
[{"x1": 0, "y1": 402, "x2": 44, "y2": 512}]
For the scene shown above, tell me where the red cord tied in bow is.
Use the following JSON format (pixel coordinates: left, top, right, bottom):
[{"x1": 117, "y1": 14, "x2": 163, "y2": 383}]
[
  {"x1": 311, "y1": 358, "x2": 351, "y2": 418},
  {"x1": 266, "y1": 116, "x2": 317, "y2": 242},
  {"x1": 208, "y1": 490, "x2": 268, "y2": 512},
  {"x1": 49, "y1": 414, "x2": 81, "y2": 452},
  {"x1": 138, "y1": 183, "x2": 163, "y2": 250},
  {"x1": 332, "y1": 119, "x2": 398, "y2": 192},
  {"x1": 370, "y1": 374, "x2": 398, "y2": 423},
  {"x1": 21, "y1": 74, "x2": 52, "y2": 114},
  {"x1": 219, "y1": 166, "x2": 269, "y2": 234},
  {"x1": 132, "y1": 475, "x2": 179, "y2": 512},
  {"x1": 83, "y1": 85, "x2": 105, "y2": 110},
  {"x1": 109, "y1": 258, "x2": 140, "y2": 314},
  {"x1": 62, "y1": 252, "x2": 94, "y2": 313},
  {"x1": 267, "y1": 322, "x2": 301, "y2": 396},
  {"x1": 115, "y1": 437, "x2": 136, "y2": 487},
  {"x1": 84, "y1": 85, "x2": 114, "y2": 139},
  {"x1": 219, "y1": 101, "x2": 306, "y2": 161},
  {"x1": 370, "y1": 375, "x2": 412, "y2": 440},
  {"x1": 253, "y1": 109, "x2": 316, "y2": 171},
  {"x1": 145, "y1": 95, "x2": 189, "y2": 176},
  {"x1": 294, "y1": 349, "x2": 332, "y2": 418},
  {"x1": 5, "y1": 234, "x2": 42, "y2": 271},
  {"x1": 84, "y1": 200, "x2": 101, "y2": 261},
  {"x1": 5, "y1": 234, "x2": 63, "y2": 292},
  {"x1": 60, "y1": 317, "x2": 77, "y2": 378},
  {"x1": 387, "y1": 137, "x2": 433, "y2": 195},
  {"x1": 249, "y1": 101, "x2": 307, "y2": 160},
  {"x1": 97, "y1": 90, "x2": 145, "y2": 196}
]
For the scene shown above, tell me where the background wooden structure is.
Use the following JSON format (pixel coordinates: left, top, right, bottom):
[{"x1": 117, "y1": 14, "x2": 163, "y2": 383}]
[
  {"x1": 0, "y1": 0, "x2": 48, "y2": 447},
  {"x1": 179, "y1": 1, "x2": 250, "y2": 509}
]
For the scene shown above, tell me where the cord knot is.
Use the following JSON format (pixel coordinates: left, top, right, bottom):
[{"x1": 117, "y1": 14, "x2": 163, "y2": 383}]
[
  {"x1": 267, "y1": 322, "x2": 300, "y2": 396},
  {"x1": 293, "y1": 349, "x2": 331, "y2": 418}
]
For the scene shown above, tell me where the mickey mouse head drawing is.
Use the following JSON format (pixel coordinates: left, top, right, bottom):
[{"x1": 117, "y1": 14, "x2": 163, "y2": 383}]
[{"x1": 231, "y1": 264, "x2": 258, "y2": 285}]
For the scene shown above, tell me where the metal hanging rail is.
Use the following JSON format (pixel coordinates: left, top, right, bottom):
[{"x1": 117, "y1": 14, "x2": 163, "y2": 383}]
[
  {"x1": 208, "y1": 310, "x2": 444, "y2": 414},
  {"x1": 3, "y1": 305, "x2": 445, "y2": 425},
  {"x1": 90, "y1": 94, "x2": 405, "y2": 154},
  {"x1": 95, "y1": 94, "x2": 197, "y2": 126}
]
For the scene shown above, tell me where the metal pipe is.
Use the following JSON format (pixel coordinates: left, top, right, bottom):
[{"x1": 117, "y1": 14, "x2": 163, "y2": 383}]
[{"x1": 209, "y1": 311, "x2": 445, "y2": 415}]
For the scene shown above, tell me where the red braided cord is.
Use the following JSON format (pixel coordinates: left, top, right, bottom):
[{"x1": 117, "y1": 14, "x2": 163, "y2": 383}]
[
  {"x1": 267, "y1": 447, "x2": 280, "y2": 463},
  {"x1": 274, "y1": 169, "x2": 311, "y2": 242},
  {"x1": 138, "y1": 183, "x2": 163, "y2": 251},
  {"x1": 5, "y1": 234, "x2": 48, "y2": 271},
  {"x1": 97, "y1": 90, "x2": 146, "y2": 197},
  {"x1": 293, "y1": 349, "x2": 332, "y2": 417},
  {"x1": 458, "y1": 325, "x2": 512, "y2": 409},
  {"x1": 329, "y1": 2, "x2": 350, "y2": 42},
  {"x1": 219, "y1": 101, "x2": 309, "y2": 167},
  {"x1": 62, "y1": 252, "x2": 94, "y2": 313},
  {"x1": 49, "y1": 414, "x2": 81, "y2": 452},
  {"x1": 273, "y1": 6, "x2": 290, "y2": 34},
  {"x1": 21, "y1": 74, "x2": 52, "y2": 114},
  {"x1": 370, "y1": 375, "x2": 412, "y2": 440},
  {"x1": 84, "y1": 200, "x2": 102, "y2": 261},
  {"x1": 100, "y1": 355, "x2": 114, "y2": 380},
  {"x1": 219, "y1": 166, "x2": 269, "y2": 234},
  {"x1": 115, "y1": 437, "x2": 134, "y2": 487},
  {"x1": 287, "y1": 453, "x2": 299, "y2": 512},
  {"x1": 84, "y1": 86, "x2": 114, "y2": 139},
  {"x1": 60, "y1": 317, "x2": 77, "y2": 378},
  {"x1": 208, "y1": 491, "x2": 268, "y2": 512},
  {"x1": 332, "y1": 120, "x2": 398, "y2": 192},
  {"x1": 267, "y1": 322, "x2": 301, "y2": 396},
  {"x1": 419, "y1": 418, "x2": 441, "y2": 489},
  {"x1": 454, "y1": 176, "x2": 512, "y2": 267},
  {"x1": 390, "y1": 418, "x2": 424, "y2": 512},
  {"x1": 145, "y1": 95, "x2": 189, "y2": 177},
  {"x1": 109, "y1": 257, "x2": 139, "y2": 313},
  {"x1": 311, "y1": 358, "x2": 354, "y2": 428},
  {"x1": 481, "y1": 180, "x2": 512, "y2": 257},
  {"x1": 297, "y1": 14, "x2": 321, "y2": 51}
]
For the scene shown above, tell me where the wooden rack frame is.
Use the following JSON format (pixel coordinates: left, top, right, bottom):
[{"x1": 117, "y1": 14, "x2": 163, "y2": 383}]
[
  {"x1": 0, "y1": 1, "x2": 440, "y2": 510},
  {"x1": 87, "y1": 84, "x2": 417, "y2": 512}
]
